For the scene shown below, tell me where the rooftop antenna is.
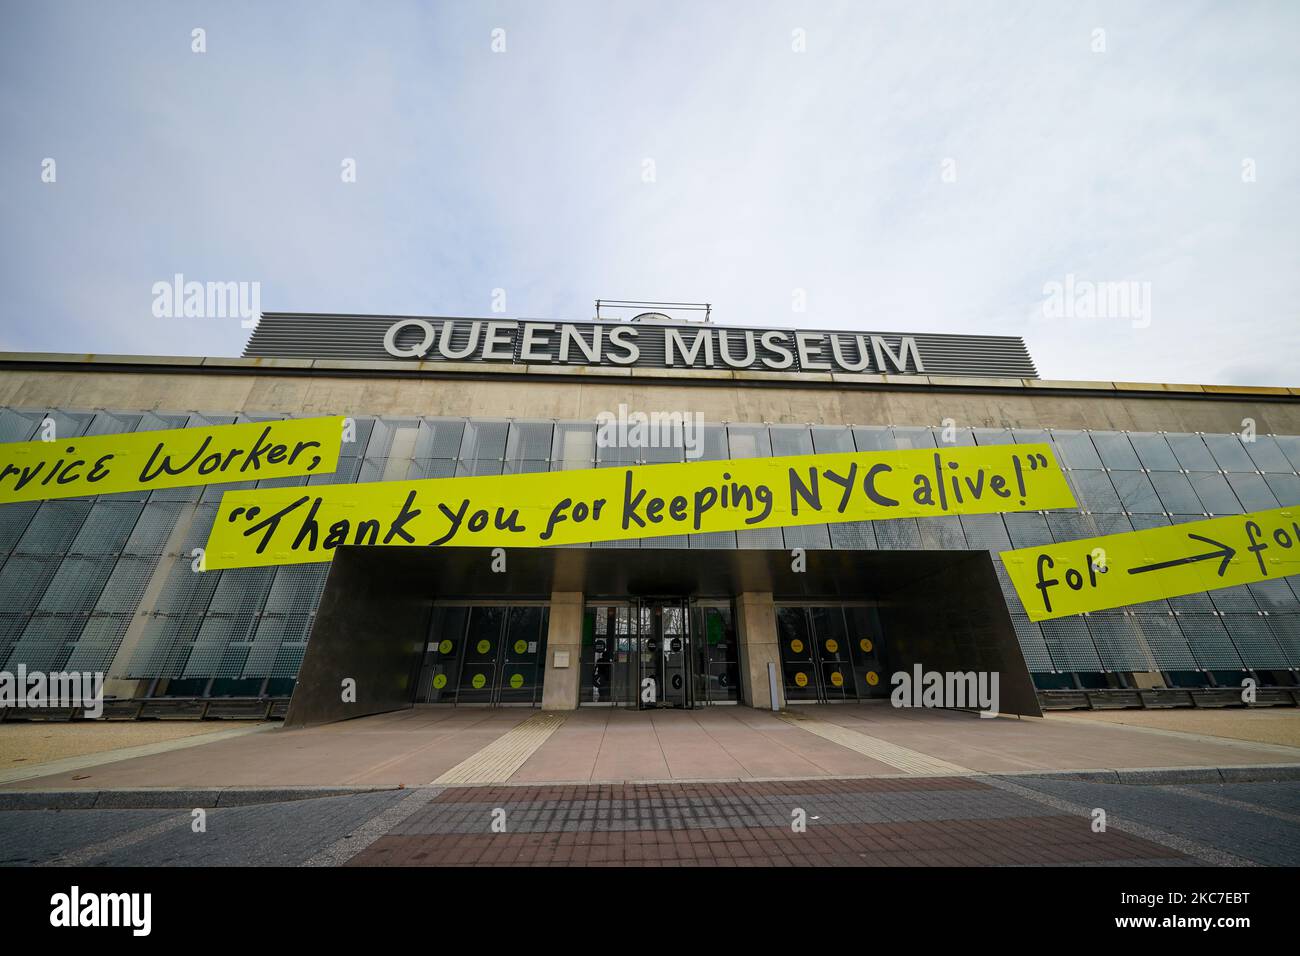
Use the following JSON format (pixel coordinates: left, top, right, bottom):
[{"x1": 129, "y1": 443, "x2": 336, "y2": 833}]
[{"x1": 595, "y1": 299, "x2": 712, "y2": 323}]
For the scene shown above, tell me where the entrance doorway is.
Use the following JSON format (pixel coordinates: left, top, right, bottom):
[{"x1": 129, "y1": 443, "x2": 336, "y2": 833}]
[
  {"x1": 777, "y1": 604, "x2": 888, "y2": 703},
  {"x1": 580, "y1": 598, "x2": 739, "y2": 708},
  {"x1": 415, "y1": 604, "x2": 550, "y2": 706}
]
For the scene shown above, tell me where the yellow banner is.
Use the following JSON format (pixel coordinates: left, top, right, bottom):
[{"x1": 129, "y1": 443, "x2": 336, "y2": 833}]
[
  {"x1": 204, "y1": 443, "x2": 1075, "y2": 569},
  {"x1": 1000, "y1": 506, "x2": 1300, "y2": 620},
  {"x1": 0, "y1": 417, "x2": 345, "y2": 504}
]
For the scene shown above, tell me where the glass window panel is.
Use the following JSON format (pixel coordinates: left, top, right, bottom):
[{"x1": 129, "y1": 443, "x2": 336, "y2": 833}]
[
  {"x1": 1264, "y1": 473, "x2": 1300, "y2": 507},
  {"x1": 726, "y1": 425, "x2": 772, "y2": 459},
  {"x1": 810, "y1": 426, "x2": 855, "y2": 453},
  {"x1": 1090, "y1": 432, "x2": 1142, "y2": 470},
  {"x1": 505, "y1": 421, "x2": 554, "y2": 462},
  {"x1": 1242, "y1": 436, "x2": 1293, "y2": 473},
  {"x1": 1110, "y1": 471, "x2": 1163, "y2": 513},
  {"x1": 972, "y1": 428, "x2": 1015, "y2": 446},
  {"x1": 851, "y1": 427, "x2": 895, "y2": 452},
  {"x1": 551, "y1": 423, "x2": 595, "y2": 469},
  {"x1": 458, "y1": 420, "x2": 509, "y2": 460},
  {"x1": 1003, "y1": 513, "x2": 1053, "y2": 548},
  {"x1": 1128, "y1": 433, "x2": 1181, "y2": 471},
  {"x1": 1050, "y1": 431, "x2": 1103, "y2": 470},
  {"x1": 0, "y1": 409, "x2": 41, "y2": 442},
  {"x1": 891, "y1": 427, "x2": 937, "y2": 449},
  {"x1": 1203, "y1": 434, "x2": 1257, "y2": 472},
  {"x1": 415, "y1": 419, "x2": 465, "y2": 459},
  {"x1": 1188, "y1": 472, "x2": 1241, "y2": 515},
  {"x1": 696, "y1": 425, "x2": 729, "y2": 461},
  {"x1": 1148, "y1": 472, "x2": 1206, "y2": 515},
  {"x1": 1167, "y1": 434, "x2": 1218, "y2": 471},
  {"x1": 1068, "y1": 470, "x2": 1122, "y2": 512},
  {"x1": 1274, "y1": 435, "x2": 1300, "y2": 471},
  {"x1": 769, "y1": 426, "x2": 813, "y2": 456},
  {"x1": 1225, "y1": 473, "x2": 1278, "y2": 512}
]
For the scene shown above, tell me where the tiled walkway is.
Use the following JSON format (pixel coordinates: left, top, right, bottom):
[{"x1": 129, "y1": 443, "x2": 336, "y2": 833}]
[
  {"x1": 4, "y1": 702, "x2": 1298, "y2": 790},
  {"x1": 348, "y1": 777, "x2": 1195, "y2": 867}
]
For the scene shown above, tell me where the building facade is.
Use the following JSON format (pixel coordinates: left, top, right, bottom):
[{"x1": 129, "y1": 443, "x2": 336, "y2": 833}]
[{"x1": 2, "y1": 313, "x2": 1298, "y2": 717}]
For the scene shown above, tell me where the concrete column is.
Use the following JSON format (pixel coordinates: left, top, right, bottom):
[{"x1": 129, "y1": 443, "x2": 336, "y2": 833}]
[
  {"x1": 735, "y1": 591, "x2": 783, "y2": 711},
  {"x1": 541, "y1": 591, "x2": 584, "y2": 711}
]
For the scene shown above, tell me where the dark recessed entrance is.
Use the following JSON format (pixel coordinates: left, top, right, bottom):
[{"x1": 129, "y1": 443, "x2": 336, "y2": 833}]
[{"x1": 581, "y1": 598, "x2": 740, "y2": 709}]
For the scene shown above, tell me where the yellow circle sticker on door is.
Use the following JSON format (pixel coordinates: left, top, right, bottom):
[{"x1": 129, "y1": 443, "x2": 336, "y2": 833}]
[
  {"x1": 509, "y1": 673, "x2": 524, "y2": 689},
  {"x1": 432, "y1": 674, "x2": 447, "y2": 689},
  {"x1": 514, "y1": 639, "x2": 527, "y2": 655},
  {"x1": 830, "y1": 671, "x2": 844, "y2": 687},
  {"x1": 472, "y1": 673, "x2": 487, "y2": 689},
  {"x1": 794, "y1": 672, "x2": 808, "y2": 687},
  {"x1": 859, "y1": 638, "x2": 873, "y2": 653},
  {"x1": 438, "y1": 639, "x2": 453, "y2": 654},
  {"x1": 825, "y1": 639, "x2": 839, "y2": 654},
  {"x1": 476, "y1": 639, "x2": 490, "y2": 654},
  {"x1": 790, "y1": 639, "x2": 804, "y2": 654},
  {"x1": 866, "y1": 671, "x2": 879, "y2": 686}
]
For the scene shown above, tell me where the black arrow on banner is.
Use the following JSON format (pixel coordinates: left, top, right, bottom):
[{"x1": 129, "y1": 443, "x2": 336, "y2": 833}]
[{"x1": 1126, "y1": 533, "x2": 1236, "y2": 578}]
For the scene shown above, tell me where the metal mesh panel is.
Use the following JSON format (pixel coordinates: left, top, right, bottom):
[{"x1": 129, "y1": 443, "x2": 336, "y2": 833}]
[
  {"x1": 1009, "y1": 611, "x2": 1055, "y2": 672},
  {"x1": 688, "y1": 531, "x2": 737, "y2": 549},
  {"x1": 35, "y1": 556, "x2": 114, "y2": 613},
  {"x1": 68, "y1": 501, "x2": 145, "y2": 554},
  {"x1": 125, "y1": 615, "x2": 203, "y2": 679},
  {"x1": 782, "y1": 525, "x2": 831, "y2": 549},
  {"x1": 15, "y1": 501, "x2": 94, "y2": 554},
  {"x1": 829, "y1": 521, "x2": 876, "y2": 550},
  {"x1": 1264, "y1": 615, "x2": 1300, "y2": 668},
  {"x1": 1129, "y1": 611, "x2": 1199, "y2": 670},
  {"x1": 873, "y1": 519, "x2": 923, "y2": 550},
  {"x1": 182, "y1": 615, "x2": 257, "y2": 678},
  {"x1": 1040, "y1": 617, "x2": 1102, "y2": 671},
  {"x1": 0, "y1": 503, "x2": 40, "y2": 553},
  {"x1": 0, "y1": 554, "x2": 59, "y2": 614},
  {"x1": 917, "y1": 516, "x2": 967, "y2": 549},
  {"x1": 122, "y1": 502, "x2": 186, "y2": 555},
  {"x1": 0, "y1": 409, "x2": 41, "y2": 442},
  {"x1": 959, "y1": 515, "x2": 1011, "y2": 551},
  {"x1": 91, "y1": 555, "x2": 158, "y2": 614},
  {"x1": 6, "y1": 615, "x2": 84, "y2": 672},
  {"x1": 64, "y1": 614, "x2": 133, "y2": 672},
  {"x1": 242, "y1": 614, "x2": 313, "y2": 677},
  {"x1": 1209, "y1": 586, "x2": 1260, "y2": 614},
  {"x1": 1002, "y1": 512, "x2": 1052, "y2": 548},
  {"x1": 1221, "y1": 614, "x2": 1290, "y2": 669},
  {"x1": 1174, "y1": 614, "x2": 1245, "y2": 669},
  {"x1": 1088, "y1": 611, "x2": 1159, "y2": 671}
]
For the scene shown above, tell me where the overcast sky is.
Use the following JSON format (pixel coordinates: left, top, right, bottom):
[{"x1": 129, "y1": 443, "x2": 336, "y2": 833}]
[{"x1": 1, "y1": 1, "x2": 1296, "y2": 385}]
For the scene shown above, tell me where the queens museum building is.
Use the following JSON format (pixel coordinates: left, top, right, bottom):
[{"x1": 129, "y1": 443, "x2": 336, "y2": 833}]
[{"x1": 2, "y1": 311, "x2": 1299, "y2": 725}]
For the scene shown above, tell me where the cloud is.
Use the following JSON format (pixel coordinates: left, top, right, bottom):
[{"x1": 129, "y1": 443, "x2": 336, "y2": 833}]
[{"x1": 0, "y1": 0, "x2": 1296, "y2": 386}]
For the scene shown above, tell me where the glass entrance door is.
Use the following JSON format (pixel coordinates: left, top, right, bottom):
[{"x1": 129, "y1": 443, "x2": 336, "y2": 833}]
[
  {"x1": 581, "y1": 598, "x2": 698, "y2": 708},
  {"x1": 416, "y1": 604, "x2": 549, "y2": 706},
  {"x1": 777, "y1": 605, "x2": 887, "y2": 703},
  {"x1": 639, "y1": 599, "x2": 692, "y2": 709}
]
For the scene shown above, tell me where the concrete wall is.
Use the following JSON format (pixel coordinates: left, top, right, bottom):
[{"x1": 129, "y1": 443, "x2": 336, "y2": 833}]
[
  {"x1": 2, "y1": 362, "x2": 1298, "y2": 436},
  {"x1": 541, "y1": 591, "x2": 584, "y2": 711},
  {"x1": 736, "y1": 591, "x2": 783, "y2": 711}
]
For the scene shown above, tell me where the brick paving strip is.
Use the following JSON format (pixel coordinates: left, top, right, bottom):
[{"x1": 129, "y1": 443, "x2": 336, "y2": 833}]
[{"x1": 346, "y1": 776, "x2": 1200, "y2": 867}]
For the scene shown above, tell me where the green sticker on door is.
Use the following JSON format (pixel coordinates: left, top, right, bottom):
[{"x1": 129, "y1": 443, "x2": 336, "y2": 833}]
[
  {"x1": 471, "y1": 673, "x2": 487, "y2": 689},
  {"x1": 476, "y1": 639, "x2": 491, "y2": 654},
  {"x1": 432, "y1": 674, "x2": 447, "y2": 689},
  {"x1": 509, "y1": 673, "x2": 524, "y2": 689},
  {"x1": 438, "y1": 639, "x2": 453, "y2": 654},
  {"x1": 514, "y1": 639, "x2": 527, "y2": 654}
]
